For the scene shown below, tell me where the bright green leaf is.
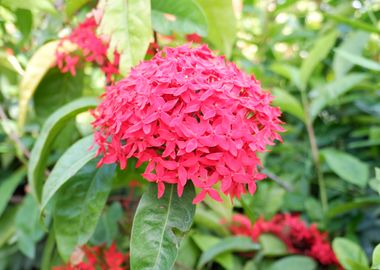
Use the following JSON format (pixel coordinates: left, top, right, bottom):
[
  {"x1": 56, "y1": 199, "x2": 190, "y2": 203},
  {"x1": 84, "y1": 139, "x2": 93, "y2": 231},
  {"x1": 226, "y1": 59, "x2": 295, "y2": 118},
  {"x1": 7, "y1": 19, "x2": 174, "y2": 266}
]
[
  {"x1": 28, "y1": 97, "x2": 99, "y2": 203},
  {"x1": 310, "y1": 73, "x2": 367, "y2": 119},
  {"x1": 333, "y1": 237, "x2": 369, "y2": 270},
  {"x1": 41, "y1": 135, "x2": 97, "y2": 212},
  {"x1": 65, "y1": 0, "x2": 91, "y2": 17},
  {"x1": 325, "y1": 13, "x2": 380, "y2": 35},
  {"x1": 372, "y1": 244, "x2": 380, "y2": 270},
  {"x1": 0, "y1": 168, "x2": 25, "y2": 217},
  {"x1": 0, "y1": 0, "x2": 55, "y2": 13},
  {"x1": 333, "y1": 31, "x2": 369, "y2": 78},
  {"x1": 268, "y1": 255, "x2": 317, "y2": 270},
  {"x1": 197, "y1": 236, "x2": 260, "y2": 269},
  {"x1": 259, "y1": 234, "x2": 288, "y2": 257},
  {"x1": 272, "y1": 87, "x2": 305, "y2": 122},
  {"x1": 54, "y1": 161, "x2": 115, "y2": 260},
  {"x1": 152, "y1": 0, "x2": 208, "y2": 36},
  {"x1": 195, "y1": 0, "x2": 236, "y2": 58},
  {"x1": 97, "y1": 0, "x2": 152, "y2": 75},
  {"x1": 335, "y1": 49, "x2": 380, "y2": 72},
  {"x1": 130, "y1": 183, "x2": 195, "y2": 270},
  {"x1": 322, "y1": 148, "x2": 369, "y2": 187},
  {"x1": 300, "y1": 31, "x2": 338, "y2": 91}
]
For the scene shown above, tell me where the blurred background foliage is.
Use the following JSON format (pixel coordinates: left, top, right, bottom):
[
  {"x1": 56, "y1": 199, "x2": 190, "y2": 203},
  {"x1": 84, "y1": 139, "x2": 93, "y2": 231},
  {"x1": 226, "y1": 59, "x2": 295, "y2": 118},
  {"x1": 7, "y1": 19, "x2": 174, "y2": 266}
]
[{"x1": 0, "y1": 0, "x2": 379, "y2": 269}]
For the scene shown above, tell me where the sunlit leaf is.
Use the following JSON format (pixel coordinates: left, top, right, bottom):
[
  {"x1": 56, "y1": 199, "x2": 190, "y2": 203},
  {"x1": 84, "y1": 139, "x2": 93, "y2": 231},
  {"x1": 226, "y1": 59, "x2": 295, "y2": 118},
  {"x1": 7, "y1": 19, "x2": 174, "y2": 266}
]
[
  {"x1": 335, "y1": 49, "x2": 380, "y2": 72},
  {"x1": 333, "y1": 238, "x2": 369, "y2": 270}
]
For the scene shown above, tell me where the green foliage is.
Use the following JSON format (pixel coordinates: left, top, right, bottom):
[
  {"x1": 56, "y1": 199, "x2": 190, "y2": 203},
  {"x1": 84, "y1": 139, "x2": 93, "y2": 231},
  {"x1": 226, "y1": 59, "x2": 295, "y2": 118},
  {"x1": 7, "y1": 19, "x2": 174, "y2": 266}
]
[
  {"x1": 333, "y1": 237, "x2": 369, "y2": 270},
  {"x1": 130, "y1": 183, "x2": 196, "y2": 270}
]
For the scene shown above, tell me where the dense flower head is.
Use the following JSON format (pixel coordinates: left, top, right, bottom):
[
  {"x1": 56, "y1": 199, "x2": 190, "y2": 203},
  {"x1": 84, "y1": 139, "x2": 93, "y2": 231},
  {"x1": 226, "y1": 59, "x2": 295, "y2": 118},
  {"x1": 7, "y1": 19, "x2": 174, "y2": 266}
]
[
  {"x1": 53, "y1": 243, "x2": 128, "y2": 270},
  {"x1": 56, "y1": 16, "x2": 119, "y2": 82},
  {"x1": 92, "y1": 44, "x2": 283, "y2": 203},
  {"x1": 229, "y1": 214, "x2": 340, "y2": 267}
]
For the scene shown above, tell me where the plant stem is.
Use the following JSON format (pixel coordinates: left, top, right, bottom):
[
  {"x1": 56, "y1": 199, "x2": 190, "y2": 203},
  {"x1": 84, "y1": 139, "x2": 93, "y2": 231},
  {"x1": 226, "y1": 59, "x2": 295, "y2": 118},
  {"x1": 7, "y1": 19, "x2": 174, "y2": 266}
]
[{"x1": 300, "y1": 92, "x2": 328, "y2": 212}]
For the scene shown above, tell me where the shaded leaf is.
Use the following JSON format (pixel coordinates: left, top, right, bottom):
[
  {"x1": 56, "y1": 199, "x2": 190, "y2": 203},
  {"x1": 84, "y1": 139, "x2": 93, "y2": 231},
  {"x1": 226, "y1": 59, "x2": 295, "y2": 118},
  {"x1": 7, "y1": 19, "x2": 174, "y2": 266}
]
[
  {"x1": 54, "y1": 160, "x2": 115, "y2": 260},
  {"x1": 195, "y1": 0, "x2": 236, "y2": 57},
  {"x1": 0, "y1": 168, "x2": 25, "y2": 217},
  {"x1": 259, "y1": 234, "x2": 288, "y2": 257},
  {"x1": 41, "y1": 135, "x2": 97, "y2": 212},
  {"x1": 322, "y1": 148, "x2": 368, "y2": 187},
  {"x1": 28, "y1": 97, "x2": 99, "y2": 202},
  {"x1": 97, "y1": 0, "x2": 152, "y2": 75},
  {"x1": 130, "y1": 183, "x2": 195, "y2": 270},
  {"x1": 152, "y1": 0, "x2": 207, "y2": 36},
  {"x1": 197, "y1": 236, "x2": 260, "y2": 269},
  {"x1": 326, "y1": 197, "x2": 380, "y2": 218},
  {"x1": 272, "y1": 87, "x2": 304, "y2": 122}
]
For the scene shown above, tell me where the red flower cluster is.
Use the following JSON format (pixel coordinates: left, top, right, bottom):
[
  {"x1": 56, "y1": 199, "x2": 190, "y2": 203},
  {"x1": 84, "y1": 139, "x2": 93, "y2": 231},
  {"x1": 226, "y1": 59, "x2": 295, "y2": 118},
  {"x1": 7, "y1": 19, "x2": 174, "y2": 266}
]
[
  {"x1": 56, "y1": 16, "x2": 119, "y2": 82},
  {"x1": 229, "y1": 214, "x2": 340, "y2": 267},
  {"x1": 53, "y1": 243, "x2": 128, "y2": 270},
  {"x1": 92, "y1": 44, "x2": 283, "y2": 203}
]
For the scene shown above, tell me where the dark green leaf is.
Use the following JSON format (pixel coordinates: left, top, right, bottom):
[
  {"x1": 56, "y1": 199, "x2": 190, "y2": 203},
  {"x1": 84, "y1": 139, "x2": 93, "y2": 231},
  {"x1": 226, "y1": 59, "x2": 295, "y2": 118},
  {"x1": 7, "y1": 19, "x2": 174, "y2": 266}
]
[
  {"x1": 197, "y1": 236, "x2": 260, "y2": 269},
  {"x1": 333, "y1": 237, "x2": 368, "y2": 270},
  {"x1": 195, "y1": 0, "x2": 236, "y2": 57},
  {"x1": 130, "y1": 183, "x2": 195, "y2": 270},
  {"x1": 53, "y1": 161, "x2": 115, "y2": 260},
  {"x1": 41, "y1": 135, "x2": 97, "y2": 212},
  {"x1": 322, "y1": 148, "x2": 368, "y2": 187},
  {"x1": 28, "y1": 97, "x2": 99, "y2": 202},
  {"x1": 0, "y1": 207, "x2": 18, "y2": 247},
  {"x1": 152, "y1": 0, "x2": 208, "y2": 36},
  {"x1": 326, "y1": 197, "x2": 380, "y2": 218}
]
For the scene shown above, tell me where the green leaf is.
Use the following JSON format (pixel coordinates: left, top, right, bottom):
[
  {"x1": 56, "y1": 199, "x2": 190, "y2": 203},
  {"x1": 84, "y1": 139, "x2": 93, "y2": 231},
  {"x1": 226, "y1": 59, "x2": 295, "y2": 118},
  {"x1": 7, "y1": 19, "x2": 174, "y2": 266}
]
[
  {"x1": 326, "y1": 197, "x2": 380, "y2": 218},
  {"x1": 325, "y1": 13, "x2": 380, "y2": 35},
  {"x1": 259, "y1": 234, "x2": 288, "y2": 257},
  {"x1": 268, "y1": 255, "x2": 317, "y2": 270},
  {"x1": 15, "y1": 195, "x2": 44, "y2": 259},
  {"x1": 90, "y1": 202, "x2": 123, "y2": 246},
  {"x1": 335, "y1": 49, "x2": 380, "y2": 72},
  {"x1": 191, "y1": 233, "x2": 234, "y2": 270},
  {"x1": 175, "y1": 235, "x2": 200, "y2": 270},
  {"x1": 322, "y1": 148, "x2": 369, "y2": 187},
  {"x1": 28, "y1": 97, "x2": 99, "y2": 203},
  {"x1": 299, "y1": 31, "x2": 338, "y2": 91},
  {"x1": 152, "y1": 0, "x2": 207, "y2": 36},
  {"x1": 54, "y1": 161, "x2": 115, "y2": 260},
  {"x1": 0, "y1": 206, "x2": 18, "y2": 247},
  {"x1": 333, "y1": 31, "x2": 369, "y2": 78},
  {"x1": 333, "y1": 237, "x2": 369, "y2": 270},
  {"x1": 15, "y1": 9, "x2": 33, "y2": 45},
  {"x1": 65, "y1": 0, "x2": 91, "y2": 17},
  {"x1": 130, "y1": 183, "x2": 196, "y2": 270},
  {"x1": 0, "y1": 0, "x2": 55, "y2": 13},
  {"x1": 41, "y1": 135, "x2": 97, "y2": 212},
  {"x1": 310, "y1": 73, "x2": 367, "y2": 119},
  {"x1": 97, "y1": 0, "x2": 152, "y2": 75},
  {"x1": 0, "y1": 168, "x2": 25, "y2": 217},
  {"x1": 33, "y1": 69, "x2": 85, "y2": 120},
  {"x1": 195, "y1": 0, "x2": 236, "y2": 58},
  {"x1": 272, "y1": 87, "x2": 305, "y2": 122},
  {"x1": 197, "y1": 236, "x2": 260, "y2": 269},
  {"x1": 372, "y1": 244, "x2": 380, "y2": 270},
  {"x1": 194, "y1": 206, "x2": 229, "y2": 236}
]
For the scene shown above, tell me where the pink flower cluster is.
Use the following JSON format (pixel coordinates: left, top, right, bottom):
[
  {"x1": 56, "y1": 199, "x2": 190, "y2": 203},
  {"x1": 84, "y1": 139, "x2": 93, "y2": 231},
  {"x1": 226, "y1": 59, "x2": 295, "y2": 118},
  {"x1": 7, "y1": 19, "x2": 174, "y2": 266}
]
[
  {"x1": 229, "y1": 214, "x2": 341, "y2": 267},
  {"x1": 92, "y1": 44, "x2": 283, "y2": 203},
  {"x1": 56, "y1": 16, "x2": 119, "y2": 82}
]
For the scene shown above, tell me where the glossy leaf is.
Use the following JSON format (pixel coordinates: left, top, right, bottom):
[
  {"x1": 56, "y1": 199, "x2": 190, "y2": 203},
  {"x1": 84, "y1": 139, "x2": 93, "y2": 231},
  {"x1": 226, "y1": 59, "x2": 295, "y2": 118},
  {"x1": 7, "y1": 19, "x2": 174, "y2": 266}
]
[
  {"x1": 15, "y1": 195, "x2": 44, "y2": 259},
  {"x1": 335, "y1": 49, "x2": 380, "y2": 72},
  {"x1": 28, "y1": 97, "x2": 99, "y2": 202},
  {"x1": 333, "y1": 31, "x2": 369, "y2": 78},
  {"x1": 0, "y1": 168, "x2": 25, "y2": 217},
  {"x1": 195, "y1": 0, "x2": 236, "y2": 58},
  {"x1": 130, "y1": 182, "x2": 195, "y2": 270},
  {"x1": 53, "y1": 160, "x2": 115, "y2": 260},
  {"x1": 272, "y1": 87, "x2": 305, "y2": 122},
  {"x1": 41, "y1": 135, "x2": 97, "y2": 212},
  {"x1": 310, "y1": 73, "x2": 367, "y2": 119},
  {"x1": 97, "y1": 0, "x2": 152, "y2": 75},
  {"x1": 268, "y1": 255, "x2": 317, "y2": 270},
  {"x1": 333, "y1": 237, "x2": 369, "y2": 270},
  {"x1": 299, "y1": 31, "x2": 337, "y2": 91},
  {"x1": 152, "y1": 0, "x2": 207, "y2": 36},
  {"x1": 18, "y1": 41, "x2": 59, "y2": 130},
  {"x1": 197, "y1": 236, "x2": 260, "y2": 269},
  {"x1": 322, "y1": 148, "x2": 368, "y2": 187}
]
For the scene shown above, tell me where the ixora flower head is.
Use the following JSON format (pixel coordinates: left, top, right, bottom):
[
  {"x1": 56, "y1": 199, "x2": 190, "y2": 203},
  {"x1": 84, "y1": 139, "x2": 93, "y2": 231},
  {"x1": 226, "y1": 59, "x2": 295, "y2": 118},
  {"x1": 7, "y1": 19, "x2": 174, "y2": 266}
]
[
  {"x1": 92, "y1": 44, "x2": 284, "y2": 203},
  {"x1": 229, "y1": 214, "x2": 340, "y2": 267},
  {"x1": 56, "y1": 16, "x2": 119, "y2": 82}
]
